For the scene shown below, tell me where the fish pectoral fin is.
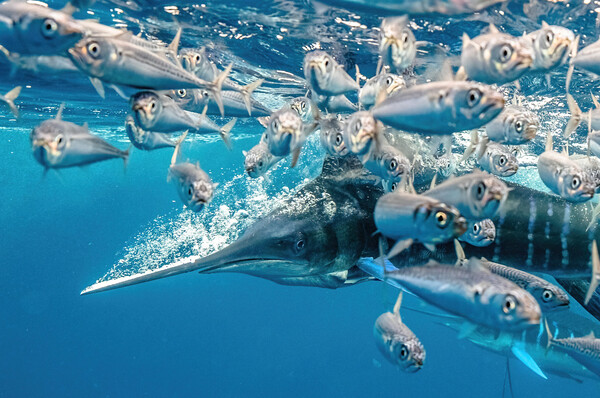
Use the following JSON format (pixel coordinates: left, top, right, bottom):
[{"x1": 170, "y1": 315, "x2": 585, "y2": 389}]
[
  {"x1": 387, "y1": 239, "x2": 413, "y2": 259},
  {"x1": 89, "y1": 77, "x2": 106, "y2": 99},
  {"x1": 585, "y1": 240, "x2": 600, "y2": 305},
  {"x1": 240, "y1": 79, "x2": 264, "y2": 116},
  {"x1": 457, "y1": 321, "x2": 478, "y2": 339},
  {"x1": 291, "y1": 146, "x2": 302, "y2": 168},
  {"x1": 511, "y1": 342, "x2": 548, "y2": 380}
]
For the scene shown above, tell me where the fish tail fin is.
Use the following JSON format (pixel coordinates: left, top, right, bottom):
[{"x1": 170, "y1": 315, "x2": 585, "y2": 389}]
[
  {"x1": 461, "y1": 130, "x2": 479, "y2": 162},
  {"x1": 454, "y1": 239, "x2": 466, "y2": 263},
  {"x1": 2, "y1": 85, "x2": 21, "y2": 119},
  {"x1": 219, "y1": 118, "x2": 237, "y2": 150},
  {"x1": 565, "y1": 94, "x2": 582, "y2": 138},
  {"x1": 123, "y1": 144, "x2": 132, "y2": 172},
  {"x1": 545, "y1": 130, "x2": 553, "y2": 153},
  {"x1": 565, "y1": 35, "x2": 579, "y2": 94},
  {"x1": 240, "y1": 78, "x2": 264, "y2": 116},
  {"x1": 544, "y1": 318, "x2": 554, "y2": 353},
  {"x1": 208, "y1": 63, "x2": 232, "y2": 117},
  {"x1": 585, "y1": 240, "x2": 600, "y2": 305},
  {"x1": 171, "y1": 130, "x2": 189, "y2": 167},
  {"x1": 291, "y1": 145, "x2": 302, "y2": 168},
  {"x1": 476, "y1": 134, "x2": 489, "y2": 160}
]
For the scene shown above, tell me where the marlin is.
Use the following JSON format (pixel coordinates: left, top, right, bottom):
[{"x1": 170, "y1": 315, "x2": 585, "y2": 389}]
[{"x1": 81, "y1": 157, "x2": 600, "y2": 323}]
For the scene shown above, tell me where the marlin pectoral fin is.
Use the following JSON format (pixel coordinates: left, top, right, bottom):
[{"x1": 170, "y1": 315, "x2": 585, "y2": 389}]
[
  {"x1": 511, "y1": 342, "x2": 548, "y2": 380},
  {"x1": 356, "y1": 257, "x2": 398, "y2": 281},
  {"x1": 457, "y1": 321, "x2": 477, "y2": 339}
]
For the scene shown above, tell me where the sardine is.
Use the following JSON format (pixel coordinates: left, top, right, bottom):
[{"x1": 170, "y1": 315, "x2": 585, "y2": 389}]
[
  {"x1": 359, "y1": 72, "x2": 406, "y2": 109},
  {"x1": 537, "y1": 132, "x2": 595, "y2": 203},
  {"x1": 458, "y1": 219, "x2": 496, "y2": 247},
  {"x1": 455, "y1": 241, "x2": 569, "y2": 312},
  {"x1": 425, "y1": 172, "x2": 510, "y2": 220},
  {"x1": 486, "y1": 105, "x2": 539, "y2": 145},
  {"x1": 364, "y1": 142, "x2": 411, "y2": 183},
  {"x1": 303, "y1": 51, "x2": 359, "y2": 97},
  {"x1": 546, "y1": 320, "x2": 600, "y2": 378},
  {"x1": 289, "y1": 96, "x2": 321, "y2": 123},
  {"x1": 522, "y1": 22, "x2": 575, "y2": 72},
  {"x1": 243, "y1": 141, "x2": 283, "y2": 178},
  {"x1": 342, "y1": 111, "x2": 383, "y2": 161},
  {"x1": 461, "y1": 24, "x2": 533, "y2": 85},
  {"x1": 372, "y1": 81, "x2": 504, "y2": 134},
  {"x1": 464, "y1": 133, "x2": 518, "y2": 177},
  {"x1": 374, "y1": 292, "x2": 425, "y2": 372},
  {"x1": 68, "y1": 36, "x2": 231, "y2": 115},
  {"x1": 171, "y1": 88, "x2": 271, "y2": 118},
  {"x1": 264, "y1": 108, "x2": 312, "y2": 167},
  {"x1": 124, "y1": 115, "x2": 179, "y2": 151},
  {"x1": 319, "y1": 116, "x2": 348, "y2": 157},
  {"x1": 31, "y1": 105, "x2": 129, "y2": 169},
  {"x1": 378, "y1": 16, "x2": 416, "y2": 74}
]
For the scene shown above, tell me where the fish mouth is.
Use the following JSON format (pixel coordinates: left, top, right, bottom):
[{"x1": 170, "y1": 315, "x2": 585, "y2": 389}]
[
  {"x1": 404, "y1": 362, "x2": 422, "y2": 373},
  {"x1": 524, "y1": 124, "x2": 538, "y2": 140}
]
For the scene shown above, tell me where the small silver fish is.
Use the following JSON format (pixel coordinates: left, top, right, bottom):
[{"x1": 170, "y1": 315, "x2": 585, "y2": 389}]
[
  {"x1": 378, "y1": 258, "x2": 542, "y2": 331},
  {"x1": 461, "y1": 24, "x2": 533, "y2": 85},
  {"x1": 359, "y1": 72, "x2": 406, "y2": 109},
  {"x1": 303, "y1": 51, "x2": 359, "y2": 97},
  {"x1": 179, "y1": 48, "x2": 218, "y2": 82},
  {"x1": 546, "y1": 322, "x2": 600, "y2": 378},
  {"x1": 486, "y1": 105, "x2": 539, "y2": 145},
  {"x1": 571, "y1": 38, "x2": 600, "y2": 79},
  {"x1": 374, "y1": 292, "x2": 425, "y2": 372},
  {"x1": 243, "y1": 141, "x2": 283, "y2": 178},
  {"x1": 378, "y1": 16, "x2": 416, "y2": 74},
  {"x1": 172, "y1": 88, "x2": 271, "y2": 118},
  {"x1": 523, "y1": 22, "x2": 575, "y2": 72},
  {"x1": 124, "y1": 115, "x2": 179, "y2": 151},
  {"x1": 374, "y1": 191, "x2": 467, "y2": 256},
  {"x1": 68, "y1": 36, "x2": 231, "y2": 115},
  {"x1": 458, "y1": 219, "x2": 496, "y2": 247},
  {"x1": 311, "y1": 93, "x2": 357, "y2": 114},
  {"x1": 31, "y1": 105, "x2": 129, "y2": 169},
  {"x1": 372, "y1": 81, "x2": 504, "y2": 134},
  {"x1": 289, "y1": 97, "x2": 321, "y2": 123},
  {"x1": 319, "y1": 117, "x2": 348, "y2": 157},
  {"x1": 571, "y1": 155, "x2": 600, "y2": 193},
  {"x1": 342, "y1": 111, "x2": 383, "y2": 161},
  {"x1": 313, "y1": 0, "x2": 505, "y2": 15},
  {"x1": 465, "y1": 133, "x2": 518, "y2": 177},
  {"x1": 455, "y1": 241, "x2": 569, "y2": 312},
  {"x1": 425, "y1": 172, "x2": 509, "y2": 220},
  {"x1": 130, "y1": 91, "x2": 236, "y2": 148},
  {"x1": 364, "y1": 143, "x2": 411, "y2": 182},
  {"x1": 264, "y1": 109, "x2": 310, "y2": 167},
  {"x1": 0, "y1": 1, "x2": 84, "y2": 55},
  {"x1": 537, "y1": 132, "x2": 595, "y2": 203},
  {"x1": 168, "y1": 133, "x2": 217, "y2": 212}
]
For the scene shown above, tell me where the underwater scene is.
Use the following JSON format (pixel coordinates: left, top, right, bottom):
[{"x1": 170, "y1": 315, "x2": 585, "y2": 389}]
[{"x1": 4, "y1": 0, "x2": 600, "y2": 396}]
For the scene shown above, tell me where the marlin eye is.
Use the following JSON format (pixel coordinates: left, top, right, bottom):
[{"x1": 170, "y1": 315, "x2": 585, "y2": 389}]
[
  {"x1": 177, "y1": 89, "x2": 186, "y2": 98},
  {"x1": 467, "y1": 89, "x2": 481, "y2": 107},
  {"x1": 295, "y1": 239, "x2": 305, "y2": 251},
  {"x1": 335, "y1": 133, "x2": 343, "y2": 146},
  {"x1": 435, "y1": 211, "x2": 448, "y2": 227},
  {"x1": 473, "y1": 223, "x2": 480, "y2": 233},
  {"x1": 499, "y1": 156, "x2": 507, "y2": 166},
  {"x1": 503, "y1": 295, "x2": 517, "y2": 314},
  {"x1": 42, "y1": 18, "x2": 58, "y2": 38},
  {"x1": 87, "y1": 42, "x2": 100, "y2": 57},
  {"x1": 515, "y1": 120, "x2": 523, "y2": 132},
  {"x1": 476, "y1": 182, "x2": 486, "y2": 200},
  {"x1": 390, "y1": 159, "x2": 398, "y2": 170},
  {"x1": 399, "y1": 345, "x2": 409, "y2": 359},
  {"x1": 542, "y1": 290, "x2": 553, "y2": 302},
  {"x1": 499, "y1": 44, "x2": 513, "y2": 62},
  {"x1": 571, "y1": 176, "x2": 581, "y2": 189}
]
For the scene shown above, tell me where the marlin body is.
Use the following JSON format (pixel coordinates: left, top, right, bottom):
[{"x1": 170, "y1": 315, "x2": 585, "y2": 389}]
[{"x1": 81, "y1": 159, "x2": 600, "y2": 320}]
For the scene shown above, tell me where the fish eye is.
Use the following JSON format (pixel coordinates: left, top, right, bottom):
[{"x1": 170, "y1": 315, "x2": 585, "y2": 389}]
[
  {"x1": 187, "y1": 185, "x2": 194, "y2": 199},
  {"x1": 177, "y1": 89, "x2": 186, "y2": 98},
  {"x1": 258, "y1": 160, "x2": 264, "y2": 167},
  {"x1": 545, "y1": 31, "x2": 554, "y2": 47},
  {"x1": 301, "y1": 101, "x2": 306, "y2": 110},
  {"x1": 499, "y1": 44, "x2": 513, "y2": 62},
  {"x1": 571, "y1": 176, "x2": 581, "y2": 189},
  {"x1": 402, "y1": 33, "x2": 409, "y2": 44},
  {"x1": 391, "y1": 182, "x2": 398, "y2": 191},
  {"x1": 271, "y1": 119, "x2": 280, "y2": 131},
  {"x1": 435, "y1": 211, "x2": 448, "y2": 227},
  {"x1": 324, "y1": 59, "x2": 330, "y2": 67},
  {"x1": 515, "y1": 120, "x2": 523, "y2": 132},
  {"x1": 542, "y1": 290, "x2": 553, "y2": 302},
  {"x1": 87, "y1": 42, "x2": 101, "y2": 58},
  {"x1": 194, "y1": 54, "x2": 200, "y2": 62},
  {"x1": 399, "y1": 345, "x2": 409, "y2": 360},
  {"x1": 354, "y1": 120, "x2": 361, "y2": 133},
  {"x1": 473, "y1": 223, "x2": 480, "y2": 233},
  {"x1": 202, "y1": 90, "x2": 209, "y2": 98},
  {"x1": 390, "y1": 159, "x2": 398, "y2": 170},
  {"x1": 467, "y1": 89, "x2": 481, "y2": 107},
  {"x1": 295, "y1": 239, "x2": 305, "y2": 251},
  {"x1": 55, "y1": 134, "x2": 64, "y2": 145},
  {"x1": 335, "y1": 133, "x2": 343, "y2": 146},
  {"x1": 503, "y1": 295, "x2": 517, "y2": 314},
  {"x1": 499, "y1": 156, "x2": 507, "y2": 166},
  {"x1": 475, "y1": 182, "x2": 486, "y2": 200},
  {"x1": 150, "y1": 101, "x2": 156, "y2": 111},
  {"x1": 41, "y1": 18, "x2": 58, "y2": 38}
]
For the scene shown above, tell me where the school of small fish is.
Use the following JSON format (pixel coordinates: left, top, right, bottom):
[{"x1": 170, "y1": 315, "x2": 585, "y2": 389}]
[{"x1": 6, "y1": 0, "x2": 600, "y2": 386}]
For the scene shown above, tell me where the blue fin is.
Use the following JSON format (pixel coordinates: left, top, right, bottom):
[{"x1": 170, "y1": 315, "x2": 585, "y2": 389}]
[{"x1": 511, "y1": 342, "x2": 547, "y2": 380}]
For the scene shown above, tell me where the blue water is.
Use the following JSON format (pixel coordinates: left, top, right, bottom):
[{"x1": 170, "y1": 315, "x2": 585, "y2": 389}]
[{"x1": 2, "y1": 0, "x2": 600, "y2": 396}]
